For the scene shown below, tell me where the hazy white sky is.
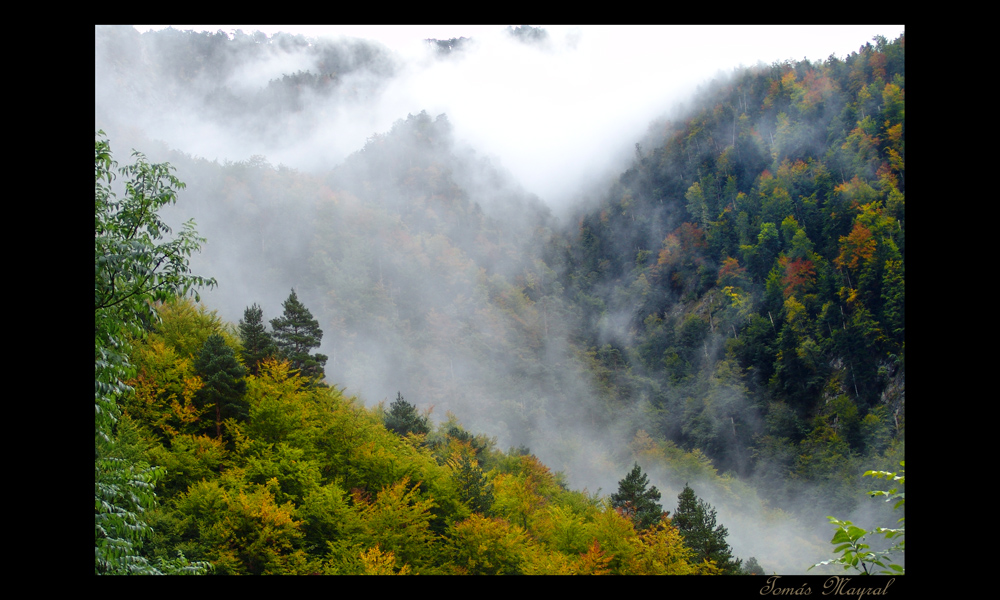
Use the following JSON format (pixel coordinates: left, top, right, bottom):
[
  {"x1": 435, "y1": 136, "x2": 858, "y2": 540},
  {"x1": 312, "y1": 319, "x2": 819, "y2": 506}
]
[
  {"x1": 127, "y1": 25, "x2": 904, "y2": 208},
  {"x1": 133, "y1": 25, "x2": 903, "y2": 64}
]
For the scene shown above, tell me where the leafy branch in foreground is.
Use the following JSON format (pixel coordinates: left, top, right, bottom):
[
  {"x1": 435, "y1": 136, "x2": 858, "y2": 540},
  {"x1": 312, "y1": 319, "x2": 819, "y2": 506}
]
[
  {"x1": 810, "y1": 461, "x2": 904, "y2": 575},
  {"x1": 95, "y1": 131, "x2": 215, "y2": 574}
]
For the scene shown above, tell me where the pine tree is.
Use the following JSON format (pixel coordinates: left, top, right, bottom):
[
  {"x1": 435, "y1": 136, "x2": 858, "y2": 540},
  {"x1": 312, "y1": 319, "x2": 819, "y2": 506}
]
[
  {"x1": 238, "y1": 303, "x2": 275, "y2": 376},
  {"x1": 194, "y1": 333, "x2": 248, "y2": 439},
  {"x1": 610, "y1": 462, "x2": 664, "y2": 530},
  {"x1": 384, "y1": 392, "x2": 431, "y2": 437},
  {"x1": 270, "y1": 289, "x2": 328, "y2": 383},
  {"x1": 673, "y1": 484, "x2": 742, "y2": 574},
  {"x1": 742, "y1": 556, "x2": 765, "y2": 575}
]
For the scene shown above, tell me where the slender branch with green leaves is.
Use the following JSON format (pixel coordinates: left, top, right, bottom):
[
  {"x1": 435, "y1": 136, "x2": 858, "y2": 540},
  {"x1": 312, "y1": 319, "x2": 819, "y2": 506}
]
[
  {"x1": 810, "y1": 461, "x2": 904, "y2": 575},
  {"x1": 95, "y1": 131, "x2": 215, "y2": 574}
]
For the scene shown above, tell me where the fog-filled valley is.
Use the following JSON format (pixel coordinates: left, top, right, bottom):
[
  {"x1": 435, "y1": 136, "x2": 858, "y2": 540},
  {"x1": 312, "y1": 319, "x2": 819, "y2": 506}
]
[{"x1": 95, "y1": 25, "x2": 905, "y2": 575}]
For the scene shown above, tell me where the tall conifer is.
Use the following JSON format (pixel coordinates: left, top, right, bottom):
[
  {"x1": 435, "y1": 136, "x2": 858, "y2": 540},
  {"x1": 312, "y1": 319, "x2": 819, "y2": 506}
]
[
  {"x1": 238, "y1": 303, "x2": 275, "y2": 376},
  {"x1": 270, "y1": 289, "x2": 327, "y2": 383},
  {"x1": 673, "y1": 484, "x2": 742, "y2": 574},
  {"x1": 194, "y1": 333, "x2": 248, "y2": 439},
  {"x1": 610, "y1": 463, "x2": 664, "y2": 530}
]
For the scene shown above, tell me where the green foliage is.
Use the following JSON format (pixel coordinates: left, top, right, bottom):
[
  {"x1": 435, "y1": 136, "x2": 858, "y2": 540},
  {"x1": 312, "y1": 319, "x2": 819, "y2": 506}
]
[
  {"x1": 95, "y1": 424, "x2": 168, "y2": 574},
  {"x1": 169, "y1": 478, "x2": 309, "y2": 575},
  {"x1": 450, "y1": 454, "x2": 494, "y2": 515},
  {"x1": 296, "y1": 483, "x2": 354, "y2": 556},
  {"x1": 742, "y1": 555, "x2": 766, "y2": 575},
  {"x1": 128, "y1": 292, "x2": 755, "y2": 575},
  {"x1": 586, "y1": 502, "x2": 641, "y2": 573},
  {"x1": 859, "y1": 405, "x2": 894, "y2": 457},
  {"x1": 811, "y1": 461, "x2": 904, "y2": 575},
  {"x1": 610, "y1": 462, "x2": 664, "y2": 530},
  {"x1": 148, "y1": 298, "x2": 234, "y2": 360},
  {"x1": 627, "y1": 518, "x2": 714, "y2": 575},
  {"x1": 97, "y1": 33, "x2": 907, "y2": 575},
  {"x1": 673, "y1": 485, "x2": 742, "y2": 574},
  {"x1": 126, "y1": 337, "x2": 204, "y2": 441},
  {"x1": 193, "y1": 333, "x2": 248, "y2": 439},
  {"x1": 530, "y1": 503, "x2": 593, "y2": 556},
  {"x1": 95, "y1": 134, "x2": 215, "y2": 351},
  {"x1": 243, "y1": 359, "x2": 312, "y2": 445},
  {"x1": 550, "y1": 34, "x2": 906, "y2": 494},
  {"x1": 446, "y1": 513, "x2": 528, "y2": 575},
  {"x1": 270, "y1": 289, "x2": 327, "y2": 383},
  {"x1": 238, "y1": 303, "x2": 276, "y2": 376},
  {"x1": 147, "y1": 434, "x2": 227, "y2": 497},
  {"x1": 384, "y1": 392, "x2": 431, "y2": 437},
  {"x1": 792, "y1": 423, "x2": 857, "y2": 513},
  {"x1": 242, "y1": 442, "x2": 324, "y2": 505},
  {"x1": 342, "y1": 478, "x2": 439, "y2": 573},
  {"x1": 95, "y1": 131, "x2": 213, "y2": 575}
]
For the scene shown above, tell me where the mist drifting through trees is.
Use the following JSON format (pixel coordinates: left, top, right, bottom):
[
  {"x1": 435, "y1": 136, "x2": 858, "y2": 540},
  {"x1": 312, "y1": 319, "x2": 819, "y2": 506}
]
[{"x1": 95, "y1": 25, "x2": 904, "y2": 574}]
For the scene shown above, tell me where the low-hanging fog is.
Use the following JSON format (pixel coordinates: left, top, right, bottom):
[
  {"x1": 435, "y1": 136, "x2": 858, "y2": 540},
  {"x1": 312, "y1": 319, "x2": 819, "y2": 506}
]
[
  {"x1": 107, "y1": 25, "x2": 902, "y2": 214},
  {"x1": 96, "y1": 24, "x2": 903, "y2": 573}
]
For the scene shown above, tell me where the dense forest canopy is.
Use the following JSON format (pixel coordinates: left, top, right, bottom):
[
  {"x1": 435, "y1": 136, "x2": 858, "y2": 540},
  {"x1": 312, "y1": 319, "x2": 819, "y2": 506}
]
[{"x1": 95, "y1": 25, "x2": 904, "y2": 575}]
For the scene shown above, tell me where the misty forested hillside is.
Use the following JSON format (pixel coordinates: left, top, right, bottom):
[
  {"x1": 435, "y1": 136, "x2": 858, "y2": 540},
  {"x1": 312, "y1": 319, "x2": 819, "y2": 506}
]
[
  {"x1": 558, "y1": 35, "x2": 905, "y2": 505},
  {"x1": 95, "y1": 26, "x2": 904, "y2": 575}
]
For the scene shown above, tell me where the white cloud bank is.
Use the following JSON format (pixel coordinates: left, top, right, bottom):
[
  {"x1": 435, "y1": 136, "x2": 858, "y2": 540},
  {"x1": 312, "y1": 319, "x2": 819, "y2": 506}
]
[{"x1": 129, "y1": 25, "x2": 903, "y2": 211}]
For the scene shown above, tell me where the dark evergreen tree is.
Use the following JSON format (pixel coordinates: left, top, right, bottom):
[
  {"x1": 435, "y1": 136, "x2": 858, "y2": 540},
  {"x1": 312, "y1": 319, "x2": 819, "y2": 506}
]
[
  {"x1": 673, "y1": 484, "x2": 742, "y2": 574},
  {"x1": 270, "y1": 289, "x2": 328, "y2": 383},
  {"x1": 194, "y1": 333, "x2": 248, "y2": 439},
  {"x1": 238, "y1": 303, "x2": 275, "y2": 377},
  {"x1": 384, "y1": 392, "x2": 430, "y2": 437},
  {"x1": 610, "y1": 462, "x2": 664, "y2": 530},
  {"x1": 742, "y1": 556, "x2": 766, "y2": 575}
]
